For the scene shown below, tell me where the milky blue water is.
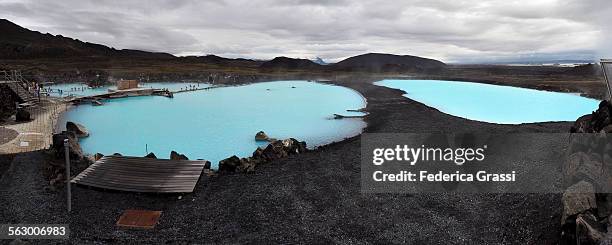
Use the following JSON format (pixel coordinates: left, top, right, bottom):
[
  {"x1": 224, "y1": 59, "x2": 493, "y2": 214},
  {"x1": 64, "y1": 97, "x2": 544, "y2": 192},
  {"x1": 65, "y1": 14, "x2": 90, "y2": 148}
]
[
  {"x1": 45, "y1": 82, "x2": 209, "y2": 97},
  {"x1": 376, "y1": 79, "x2": 599, "y2": 124},
  {"x1": 59, "y1": 81, "x2": 366, "y2": 167}
]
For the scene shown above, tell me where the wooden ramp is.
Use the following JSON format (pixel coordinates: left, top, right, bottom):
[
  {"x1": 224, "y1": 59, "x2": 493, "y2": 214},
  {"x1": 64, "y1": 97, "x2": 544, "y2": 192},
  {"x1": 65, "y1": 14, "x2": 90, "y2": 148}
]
[{"x1": 71, "y1": 155, "x2": 207, "y2": 193}]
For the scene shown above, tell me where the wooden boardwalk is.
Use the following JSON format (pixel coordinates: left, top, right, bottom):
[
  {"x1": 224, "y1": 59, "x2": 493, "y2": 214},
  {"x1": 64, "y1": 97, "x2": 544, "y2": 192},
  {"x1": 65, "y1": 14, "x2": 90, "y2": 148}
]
[{"x1": 71, "y1": 155, "x2": 207, "y2": 193}]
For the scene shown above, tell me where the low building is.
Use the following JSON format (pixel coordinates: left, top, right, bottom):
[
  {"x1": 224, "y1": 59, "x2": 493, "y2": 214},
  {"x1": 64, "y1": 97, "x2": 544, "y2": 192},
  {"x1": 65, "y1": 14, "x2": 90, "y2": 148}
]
[{"x1": 117, "y1": 80, "x2": 139, "y2": 90}]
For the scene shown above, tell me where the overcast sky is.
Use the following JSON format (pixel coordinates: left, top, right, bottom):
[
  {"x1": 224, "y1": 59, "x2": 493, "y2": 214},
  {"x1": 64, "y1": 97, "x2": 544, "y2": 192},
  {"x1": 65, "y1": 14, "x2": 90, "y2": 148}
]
[{"x1": 1, "y1": 0, "x2": 610, "y2": 63}]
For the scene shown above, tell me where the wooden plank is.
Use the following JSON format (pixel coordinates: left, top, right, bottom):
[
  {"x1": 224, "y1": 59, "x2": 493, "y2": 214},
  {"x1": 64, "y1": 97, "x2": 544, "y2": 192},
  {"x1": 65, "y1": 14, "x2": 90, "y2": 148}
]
[
  {"x1": 116, "y1": 210, "x2": 162, "y2": 229},
  {"x1": 75, "y1": 181, "x2": 196, "y2": 193},
  {"x1": 71, "y1": 155, "x2": 206, "y2": 193}
]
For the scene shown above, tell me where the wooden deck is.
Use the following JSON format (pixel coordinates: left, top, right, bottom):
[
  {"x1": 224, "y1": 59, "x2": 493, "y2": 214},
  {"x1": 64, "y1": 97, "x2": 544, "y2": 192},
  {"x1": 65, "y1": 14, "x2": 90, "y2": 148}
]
[
  {"x1": 71, "y1": 155, "x2": 207, "y2": 193},
  {"x1": 68, "y1": 87, "x2": 161, "y2": 103}
]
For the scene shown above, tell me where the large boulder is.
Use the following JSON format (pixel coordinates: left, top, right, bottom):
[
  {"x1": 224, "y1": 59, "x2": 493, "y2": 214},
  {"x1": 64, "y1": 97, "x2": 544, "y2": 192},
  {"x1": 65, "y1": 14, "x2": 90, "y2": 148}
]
[
  {"x1": 592, "y1": 101, "x2": 612, "y2": 132},
  {"x1": 15, "y1": 109, "x2": 30, "y2": 122},
  {"x1": 51, "y1": 131, "x2": 84, "y2": 160},
  {"x1": 575, "y1": 212, "x2": 605, "y2": 244},
  {"x1": 66, "y1": 121, "x2": 89, "y2": 138},
  {"x1": 144, "y1": 152, "x2": 157, "y2": 159},
  {"x1": 281, "y1": 138, "x2": 307, "y2": 154},
  {"x1": 562, "y1": 181, "x2": 597, "y2": 224},
  {"x1": 571, "y1": 100, "x2": 612, "y2": 133},
  {"x1": 261, "y1": 140, "x2": 289, "y2": 161},
  {"x1": 218, "y1": 155, "x2": 255, "y2": 173},
  {"x1": 218, "y1": 155, "x2": 241, "y2": 173},
  {"x1": 93, "y1": 153, "x2": 104, "y2": 161},
  {"x1": 565, "y1": 101, "x2": 612, "y2": 244},
  {"x1": 252, "y1": 147, "x2": 264, "y2": 158},
  {"x1": 571, "y1": 114, "x2": 593, "y2": 133},
  {"x1": 255, "y1": 131, "x2": 270, "y2": 141},
  {"x1": 260, "y1": 138, "x2": 307, "y2": 161},
  {"x1": 564, "y1": 152, "x2": 604, "y2": 188},
  {"x1": 170, "y1": 151, "x2": 189, "y2": 160},
  {"x1": 219, "y1": 138, "x2": 307, "y2": 174}
]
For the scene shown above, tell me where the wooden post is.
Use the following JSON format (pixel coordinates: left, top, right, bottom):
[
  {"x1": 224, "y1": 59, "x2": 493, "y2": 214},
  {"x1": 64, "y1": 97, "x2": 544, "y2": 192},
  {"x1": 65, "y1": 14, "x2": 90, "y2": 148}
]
[{"x1": 64, "y1": 139, "x2": 72, "y2": 212}]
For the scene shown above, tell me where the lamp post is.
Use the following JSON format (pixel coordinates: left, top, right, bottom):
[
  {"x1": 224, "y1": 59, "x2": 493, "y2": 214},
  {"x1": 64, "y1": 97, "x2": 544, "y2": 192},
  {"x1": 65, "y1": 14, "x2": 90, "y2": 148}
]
[{"x1": 64, "y1": 139, "x2": 71, "y2": 212}]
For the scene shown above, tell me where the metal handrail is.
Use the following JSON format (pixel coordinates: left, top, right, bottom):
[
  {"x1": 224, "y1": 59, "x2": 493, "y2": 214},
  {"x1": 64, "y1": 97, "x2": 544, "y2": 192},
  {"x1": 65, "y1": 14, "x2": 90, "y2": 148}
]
[{"x1": 0, "y1": 70, "x2": 38, "y2": 97}]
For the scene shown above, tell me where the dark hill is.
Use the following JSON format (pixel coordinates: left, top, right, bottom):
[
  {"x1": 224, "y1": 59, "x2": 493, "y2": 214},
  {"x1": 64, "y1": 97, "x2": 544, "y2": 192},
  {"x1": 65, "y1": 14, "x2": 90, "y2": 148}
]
[
  {"x1": 259, "y1": 57, "x2": 322, "y2": 70},
  {"x1": 0, "y1": 19, "x2": 174, "y2": 59},
  {"x1": 332, "y1": 53, "x2": 446, "y2": 72},
  {"x1": 180, "y1": 55, "x2": 263, "y2": 67}
]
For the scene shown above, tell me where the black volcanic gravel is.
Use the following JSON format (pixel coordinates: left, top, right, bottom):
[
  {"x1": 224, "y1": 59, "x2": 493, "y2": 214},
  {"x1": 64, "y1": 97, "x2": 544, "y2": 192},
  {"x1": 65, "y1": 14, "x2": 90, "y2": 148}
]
[{"x1": 0, "y1": 77, "x2": 573, "y2": 244}]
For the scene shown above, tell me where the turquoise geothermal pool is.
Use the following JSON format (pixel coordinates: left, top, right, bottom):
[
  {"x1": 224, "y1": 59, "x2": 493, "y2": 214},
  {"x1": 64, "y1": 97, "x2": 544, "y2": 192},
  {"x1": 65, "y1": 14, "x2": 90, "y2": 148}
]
[
  {"x1": 59, "y1": 81, "x2": 366, "y2": 167},
  {"x1": 375, "y1": 79, "x2": 599, "y2": 124}
]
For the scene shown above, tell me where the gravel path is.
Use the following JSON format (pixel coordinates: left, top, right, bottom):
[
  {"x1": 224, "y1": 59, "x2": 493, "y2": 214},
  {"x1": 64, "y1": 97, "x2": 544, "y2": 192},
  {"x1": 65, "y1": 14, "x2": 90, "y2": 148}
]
[
  {"x1": 0, "y1": 77, "x2": 574, "y2": 244},
  {"x1": 0, "y1": 151, "x2": 68, "y2": 226},
  {"x1": 0, "y1": 101, "x2": 67, "y2": 154}
]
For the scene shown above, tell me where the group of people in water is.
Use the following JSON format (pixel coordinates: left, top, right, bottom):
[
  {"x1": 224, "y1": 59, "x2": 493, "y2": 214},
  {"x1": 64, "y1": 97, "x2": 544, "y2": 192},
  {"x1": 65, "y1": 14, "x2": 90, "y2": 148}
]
[
  {"x1": 30, "y1": 82, "x2": 204, "y2": 98},
  {"x1": 40, "y1": 86, "x2": 90, "y2": 96},
  {"x1": 178, "y1": 84, "x2": 201, "y2": 91}
]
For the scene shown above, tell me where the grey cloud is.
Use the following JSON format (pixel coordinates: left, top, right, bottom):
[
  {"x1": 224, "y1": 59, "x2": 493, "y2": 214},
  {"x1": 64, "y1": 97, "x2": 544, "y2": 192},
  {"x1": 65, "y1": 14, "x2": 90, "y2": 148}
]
[{"x1": 0, "y1": 0, "x2": 608, "y2": 62}]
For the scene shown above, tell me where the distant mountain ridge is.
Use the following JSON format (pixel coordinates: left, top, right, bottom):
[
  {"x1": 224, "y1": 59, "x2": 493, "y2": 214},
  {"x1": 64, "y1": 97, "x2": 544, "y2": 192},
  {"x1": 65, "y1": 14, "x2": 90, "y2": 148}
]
[
  {"x1": 259, "y1": 57, "x2": 322, "y2": 70},
  {"x1": 259, "y1": 53, "x2": 447, "y2": 72},
  {"x1": 313, "y1": 57, "x2": 327, "y2": 65},
  {"x1": 0, "y1": 19, "x2": 447, "y2": 73},
  {"x1": 0, "y1": 19, "x2": 174, "y2": 60},
  {"x1": 181, "y1": 54, "x2": 263, "y2": 67},
  {"x1": 332, "y1": 53, "x2": 446, "y2": 72}
]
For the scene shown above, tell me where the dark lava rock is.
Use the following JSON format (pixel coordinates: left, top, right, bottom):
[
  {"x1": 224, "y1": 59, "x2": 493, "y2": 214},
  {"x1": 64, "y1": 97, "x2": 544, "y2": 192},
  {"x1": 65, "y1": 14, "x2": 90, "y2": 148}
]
[
  {"x1": 0, "y1": 84, "x2": 18, "y2": 122},
  {"x1": 93, "y1": 153, "x2": 104, "y2": 161},
  {"x1": 566, "y1": 103, "x2": 612, "y2": 244},
  {"x1": 112, "y1": 153, "x2": 122, "y2": 156},
  {"x1": 218, "y1": 155, "x2": 241, "y2": 173},
  {"x1": 575, "y1": 212, "x2": 605, "y2": 244},
  {"x1": 562, "y1": 181, "x2": 596, "y2": 223},
  {"x1": 571, "y1": 100, "x2": 612, "y2": 133},
  {"x1": 282, "y1": 138, "x2": 307, "y2": 154},
  {"x1": 66, "y1": 121, "x2": 89, "y2": 138},
  {"x1": 261, "y1": 140, "x2": 289, "y2": 161},
  {"x1": 252, "y1": 147, "x2": 264, "y2": 158},
  {"x1": 260, "y1": 138, "x2": 307, "y2": 161},
  {"x1": 571, "y1": 114, "x2": 593, "y2": 133},
  {"x1": 219, "y1": 138, "x2": 307, "y2": 174},
  {"x1": 15, "y1": 109, "x2": 30, "y2": 122},
  {"x1": 144, "y1": 152, "x2": 157, "y2": 159},
  {"x1": 255, "y1": 131, "x2": 269, "y2": 141},
  {"x1": 51, "y1": 131, "x2": 83, "y2": 160},
  {"x1": 170, "y1": 151, "x2": 188, "y2": 160},
  {"x1": 218, "y1": 155, "x2": 255, "y2": 173},
  {"x1": 564, "y1": 152, "x2": 604, "y2": 188}
]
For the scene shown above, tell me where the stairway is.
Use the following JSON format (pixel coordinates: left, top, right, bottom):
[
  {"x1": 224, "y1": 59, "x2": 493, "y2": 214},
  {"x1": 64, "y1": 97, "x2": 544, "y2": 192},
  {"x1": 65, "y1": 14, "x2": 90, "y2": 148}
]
[{"x1": 5, "y1": 82, "x2": 38, "y2": 107}]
